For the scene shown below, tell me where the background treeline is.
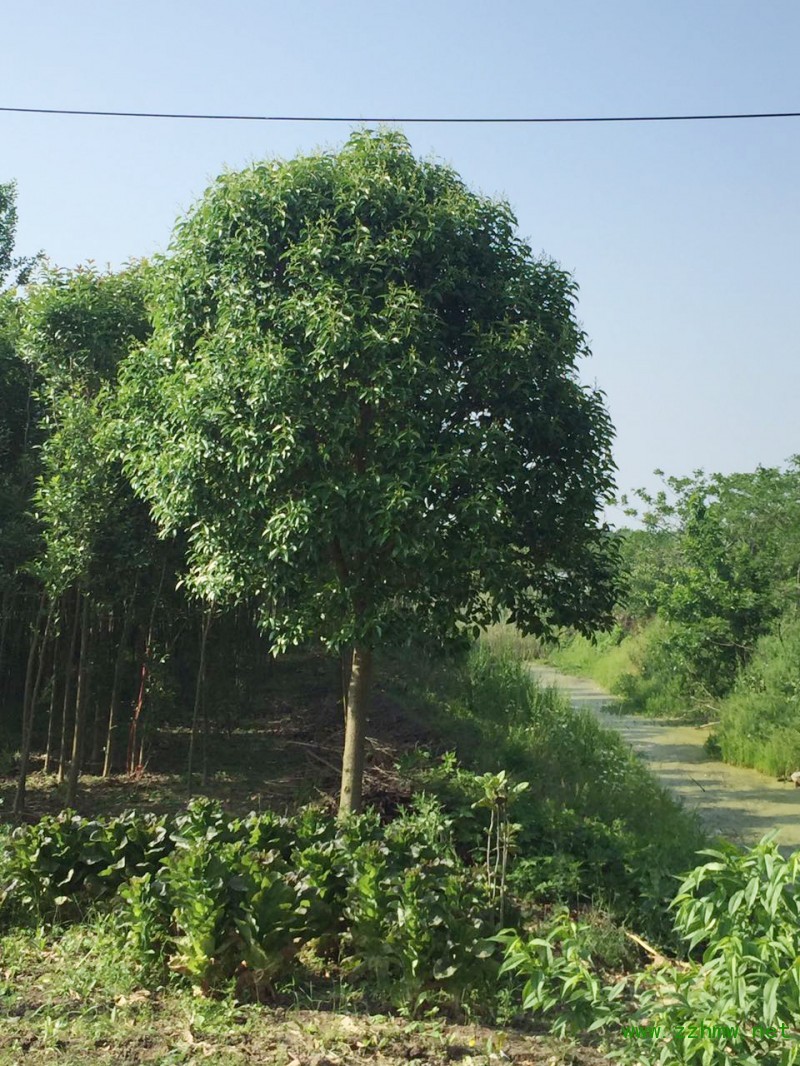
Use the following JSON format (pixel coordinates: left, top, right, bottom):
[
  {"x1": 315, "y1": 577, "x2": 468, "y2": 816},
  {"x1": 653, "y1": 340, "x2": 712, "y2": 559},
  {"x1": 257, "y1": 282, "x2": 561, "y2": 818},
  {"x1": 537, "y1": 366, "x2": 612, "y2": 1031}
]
[
  {"x1": 1, "y1": 203, "x2": 275, "y2": 815},
  {"x1": 554, "y1": 464, "x2": 800, "y2": 775}
]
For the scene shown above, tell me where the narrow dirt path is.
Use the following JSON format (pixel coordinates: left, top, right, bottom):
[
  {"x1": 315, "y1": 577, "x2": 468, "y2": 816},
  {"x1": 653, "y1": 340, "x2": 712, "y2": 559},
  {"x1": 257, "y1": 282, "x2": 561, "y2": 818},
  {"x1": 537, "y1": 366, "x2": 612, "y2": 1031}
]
[{"x1": 528, "y1": 664, "x2": 800, "y2": 852}]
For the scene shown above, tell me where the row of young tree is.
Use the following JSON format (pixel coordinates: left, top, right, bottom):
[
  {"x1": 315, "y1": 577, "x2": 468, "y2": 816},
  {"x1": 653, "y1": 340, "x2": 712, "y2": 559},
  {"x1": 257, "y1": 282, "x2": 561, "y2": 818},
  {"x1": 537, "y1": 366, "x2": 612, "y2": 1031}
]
[
  {"x1": 1, "y1": 132, "x2": 620, "y2": 817},
  {"x1": 1, "y1": 219, "x2": 271, "y2": 815}
]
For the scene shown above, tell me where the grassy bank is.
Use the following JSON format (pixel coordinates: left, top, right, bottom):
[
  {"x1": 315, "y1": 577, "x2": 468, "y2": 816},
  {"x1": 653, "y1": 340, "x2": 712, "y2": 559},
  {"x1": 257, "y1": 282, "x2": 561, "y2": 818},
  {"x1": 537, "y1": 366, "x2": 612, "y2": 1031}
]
[
  {"x1": 546, "y1": 627, "x2": 640, "y2": 695},
  {"x1": 388, "y1": 641, "x2": 705, "y2": 938},
  {"x1": 711, "y1": 614, "x2": 800, "y2": 778},
  {"x1": 544, "y1": 609, "x2": 800, "y2": 779}
]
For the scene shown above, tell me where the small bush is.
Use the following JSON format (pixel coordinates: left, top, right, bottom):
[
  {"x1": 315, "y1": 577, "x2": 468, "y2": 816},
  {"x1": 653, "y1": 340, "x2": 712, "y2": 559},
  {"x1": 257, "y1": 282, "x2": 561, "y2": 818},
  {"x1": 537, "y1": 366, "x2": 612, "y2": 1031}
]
[
  {"x1": 0, "y1": 808, "x2": 172, "y2": 926},
  {"x1": 499, "y1": 908, "x2": 628, "y2": 1038},
  {"x1": 615, "y1": 838, "x2": 800, "y2": 1066},
  {"x1": 500, "y1": 837, "x2": 800, "y2": 1065},
  {"x1": 343, "y1": 797, "x2": 499, "y2": 1012}
]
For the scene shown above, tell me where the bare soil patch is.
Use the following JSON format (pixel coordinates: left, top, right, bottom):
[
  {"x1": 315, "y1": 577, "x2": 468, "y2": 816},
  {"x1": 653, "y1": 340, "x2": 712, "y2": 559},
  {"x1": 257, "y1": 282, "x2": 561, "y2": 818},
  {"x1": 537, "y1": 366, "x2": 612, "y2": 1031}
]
[{"x1": 0, "y1": 1003, "x2": 611, "y2": 1066}]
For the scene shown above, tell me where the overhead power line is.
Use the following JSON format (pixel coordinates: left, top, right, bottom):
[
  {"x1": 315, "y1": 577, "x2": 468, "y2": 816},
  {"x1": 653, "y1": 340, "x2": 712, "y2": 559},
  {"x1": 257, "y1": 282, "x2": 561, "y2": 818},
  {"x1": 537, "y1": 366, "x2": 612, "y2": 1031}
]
[{"x1": 2, "y1": 105, "x2": 800, "y2": 124}]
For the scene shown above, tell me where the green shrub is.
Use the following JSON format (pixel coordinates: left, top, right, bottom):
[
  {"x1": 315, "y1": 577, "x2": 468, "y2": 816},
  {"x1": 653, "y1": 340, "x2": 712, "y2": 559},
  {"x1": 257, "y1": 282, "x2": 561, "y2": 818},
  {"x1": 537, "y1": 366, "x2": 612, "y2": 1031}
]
[
  {"x1": 163, "y1": 833, "x2": 305, "y2": 993},
  {"x1": 615, "y1": 838, "x2": 800, "y2": 1065},
  {"x1": 343, "y1": 796, "x2": 499, "y2": 1013},
  {"x1": 117, "y1": 871, "x2": 171, "y2": 979},
  {"x1": 501, "y1": 838, "x2": 800, "y2": 1064},
  {"x1": 714, "y1": 613, "x2": 800, "y2": 776},
  {"x1": 0, "y1": 809, "x2": 172, "y2": 925},
  {"x1": 499, "y1": 908, "x2": 628, "y2": 1038},
  {"x1": 113, "y1": 796, "x2": 503, "y2": 1009},
  {"x1": 672, "y1": 838, "x2": 800, "y2": 957}
]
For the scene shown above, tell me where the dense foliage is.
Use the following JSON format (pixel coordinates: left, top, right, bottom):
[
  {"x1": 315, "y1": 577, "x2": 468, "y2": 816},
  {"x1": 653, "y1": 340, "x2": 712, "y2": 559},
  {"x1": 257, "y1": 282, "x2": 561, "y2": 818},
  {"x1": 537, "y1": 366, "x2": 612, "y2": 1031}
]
[
  {"x1": 713, "y1": 613, "x2": 800, "y2": 775},
  {"x1": 1, "y1": 796, "x2": 502, "y2": 1012},
  {"x1": 116, "y1": 128, "x2": 619, "y2": 812},
  {"x1": 0, "y1": 261, "x2": 260, "y2": 814},
  {"x1": 394, "y1": 643, "x2": 705, "y2": 940}
]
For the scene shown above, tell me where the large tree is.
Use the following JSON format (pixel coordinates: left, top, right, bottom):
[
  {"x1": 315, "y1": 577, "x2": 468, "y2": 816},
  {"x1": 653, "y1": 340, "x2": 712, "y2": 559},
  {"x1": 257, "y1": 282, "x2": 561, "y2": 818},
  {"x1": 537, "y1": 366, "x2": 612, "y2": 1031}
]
[
  {"x1": 119, "y1": 130, "x2": 619, "y2": 814},
  {"x1": 0, "y1": 182, "x2": 40, "y2": 588},
  {"x1": 0, "y1": 182, "x2": 42, "y2": 772}
]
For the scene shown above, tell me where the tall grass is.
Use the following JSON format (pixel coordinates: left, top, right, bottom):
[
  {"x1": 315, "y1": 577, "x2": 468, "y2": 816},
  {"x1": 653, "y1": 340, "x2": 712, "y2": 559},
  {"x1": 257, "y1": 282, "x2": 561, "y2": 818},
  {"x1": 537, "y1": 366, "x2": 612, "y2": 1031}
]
[
  {"x1": 480, "y1": 621, "x2": 549, "y2": 662},
  {"x1": 713, "y1": 612, "x2": 800, "y2": 777},
  {"x1": 550, "y1": 619, "x2": 692, "y2": 718},
  {"x1": 548, "y1": 627, "x2": 635, "y2": 691}
]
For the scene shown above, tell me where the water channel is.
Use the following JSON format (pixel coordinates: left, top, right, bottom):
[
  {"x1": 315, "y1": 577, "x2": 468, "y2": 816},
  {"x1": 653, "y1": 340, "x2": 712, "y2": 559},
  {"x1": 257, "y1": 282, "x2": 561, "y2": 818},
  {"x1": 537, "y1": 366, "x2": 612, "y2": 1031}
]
[{"x1": 527, "y1": 663, "x2": 800, "y2": 852}]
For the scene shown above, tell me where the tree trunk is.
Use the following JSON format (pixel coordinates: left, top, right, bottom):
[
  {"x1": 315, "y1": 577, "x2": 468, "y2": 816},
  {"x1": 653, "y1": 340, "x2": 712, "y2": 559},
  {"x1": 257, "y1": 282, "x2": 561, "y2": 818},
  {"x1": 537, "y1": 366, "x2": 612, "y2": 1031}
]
[
  {"x1": 340, "y1": 647, "x2": 353, "y2": 725},
  {"x1": 57, "y1": 587, "x2": 81, "y2": 784},
  {"x1": 201, "y1": 645, "x2": 210, "y2": 788},
  {"x1": 13, "y1": 592, "x2": 48, "y2": 818},
  {"x1": 103, "y1": 592, "x2": 135, "y2": 777},
  {"x1": 127, "y1": 562, "x2": 166, "y2": 774},
  {"x1": 88, "y1": 615, "x2": 108, "y2": 771},
  {"x1": 42, "y1": 624, "x2": 61, "y2": 775},
  {"x1": 127, "y1": 632, "x2": 147, "y2": 775},
  {"x1": 23, "y1": 600, "x2": 53, "y2": 768},
  {"x1": 187, "y1": 611, "x2": 211, "y2": 796},
  {"x1": 66, "y1": 597, "x2": 91, "y2": 807},
  {"x1": 337, "y1": 644, "x2": 373, "y2": 818},
  {"x1": 0, "y1": 585, "x2": 12, "y2": 687}
]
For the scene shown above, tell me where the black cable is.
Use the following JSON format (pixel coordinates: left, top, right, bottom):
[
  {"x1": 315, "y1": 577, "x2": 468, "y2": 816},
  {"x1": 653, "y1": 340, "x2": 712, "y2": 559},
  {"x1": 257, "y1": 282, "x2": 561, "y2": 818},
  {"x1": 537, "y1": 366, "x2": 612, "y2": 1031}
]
[{"x1": 2, "y1": 105, "x2": 800, "y2": 124}]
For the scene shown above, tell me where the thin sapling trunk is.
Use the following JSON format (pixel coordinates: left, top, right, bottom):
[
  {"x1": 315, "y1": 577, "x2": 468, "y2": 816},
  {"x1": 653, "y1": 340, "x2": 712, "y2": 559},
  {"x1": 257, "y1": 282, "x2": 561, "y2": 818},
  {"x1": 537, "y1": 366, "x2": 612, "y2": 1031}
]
[
  {"x1": 66, "y1": 596, "x2": 91, "y2": 806},
  {"x1": 43, "y1": 625, "x2": 61, "y2": 776},
  {"x1": 103, "y1": 589, "x2": 135, "y2": 777},
  {"x1": 13, "y1": 592, "x2": 48, "y2": 817},
  {"x1": 57, "y1": 587, "x2": 81, "y2": 784},
  {"x1": 187, "y1": 610, "x2": 211, "y2": 796},
  {"x1": 337, "y1": 644, "x2": 373, "y2": 818}
]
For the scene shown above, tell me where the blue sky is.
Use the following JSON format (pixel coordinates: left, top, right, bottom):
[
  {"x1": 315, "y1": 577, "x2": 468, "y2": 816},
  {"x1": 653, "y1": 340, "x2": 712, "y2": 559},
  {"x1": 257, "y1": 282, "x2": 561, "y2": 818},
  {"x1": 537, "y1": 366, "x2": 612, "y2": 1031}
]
[{"x1": 3, "y1": 1, "x2": 799, "y2": 521}]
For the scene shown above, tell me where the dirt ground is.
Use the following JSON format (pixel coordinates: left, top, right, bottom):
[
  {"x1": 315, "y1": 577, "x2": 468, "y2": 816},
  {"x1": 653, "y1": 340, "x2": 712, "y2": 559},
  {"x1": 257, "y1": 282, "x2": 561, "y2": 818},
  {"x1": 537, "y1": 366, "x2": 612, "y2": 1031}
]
[
  {"x1": 0, "y1": 649, "x2": 427, "y2": 825},
  {"x1": 0, "y1": 1003, "x2": 613, "y2": 1066}
]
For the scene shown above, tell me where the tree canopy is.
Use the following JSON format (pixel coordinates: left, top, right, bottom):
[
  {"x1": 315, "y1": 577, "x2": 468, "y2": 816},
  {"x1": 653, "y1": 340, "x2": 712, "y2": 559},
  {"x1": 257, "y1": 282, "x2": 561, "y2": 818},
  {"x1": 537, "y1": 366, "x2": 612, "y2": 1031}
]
[
  {"x1": 119, "y1": 129, "x2": 619, "y2": 811},
  {"x1": 0, "y1": 182, "x2": 40, "y2": 588},
  {"x1": 22, "y1": 264, "x2": 153, "y2": 598}
]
